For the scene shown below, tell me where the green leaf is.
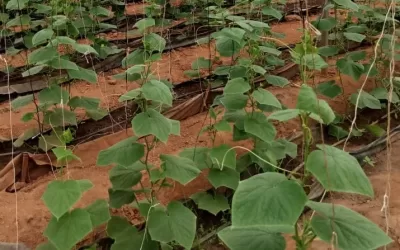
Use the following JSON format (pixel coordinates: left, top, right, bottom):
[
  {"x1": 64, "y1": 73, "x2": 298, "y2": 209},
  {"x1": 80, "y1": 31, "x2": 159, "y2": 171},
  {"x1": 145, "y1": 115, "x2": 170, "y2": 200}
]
[
  {"x1": 192, "y1": 57, "x2": 211, "y2": 70},
  {"x1": 68, "y1": 67, "x2": 98, "y2": 83},
  {"x1": 22, "y1": 65, "x2": 46, "y2": 77},
  {"x1": 109, "y1": 162, "x2": 144, "y2": 189},
  {"x1": 32, "y1": 29, "x2": 54, "y2": 46},
  {"x1": 73, "y1": 44, "x2": 99, "y2": 56},
  {"x1": 366, "y1": 124, "x2": 386, "y2": 137},
  {"x1": 265, "y1": 75, "x2": 289, "y2": 87},
  {"x1": 214, "y1": 120, "x2": 232, "y2": 132},
  {"x1": 132, "y1": 109, "x2": 171, "y2": 143},
  {"x1": 44, "y1": 108, "x2": 77, "y2": 126},
  {"x1": 299, "y1": 54, "x2": 328, "y2": 70},
  {"x1": 191, "y1": 192, "x2": 229, "y2": 215},
  {"x1": 208, "y1": 168, "x2": 240, "y2": 190},
  {"x1": 160, "y1": 155, "x2": 201, "y2": 185},
  {"x1": 232, "y1": 172, "x2": 307, "y2": 226},
  {"x1": 21, "y1": 112, "x2": 35, "y2": 122},
  {"x1": 343, "y1": 32, "x2": 365, "y2": 43},
  {"x1": 268, "y1": 109, "x2": 300, "y2": 122},
  {"x1": 97, "y1": 137, "x2": 144, "y2": 167},
  {"x1": 38, "y1": 85, "x2": 69, "y2": 105},
  {"x1": 142, "y1": 80, "x2": 173, "y2": 106},
  {"x1": 333, "y1": 0, "x2": 359, "y2": 11},
  {"x1": 251, "y1": 65, "x2": 266, "y2": 75},
  {"x1": 210, "y1": 144, "x2": 236, "y2": 169},
  {"x1": 48, "y1": 58, "x2": 79, "y2": 70},
  {"x1": 219, "y1": 226, "x2": 289, "y2": 250},
  {"x1": 370, "y1": 87, "x2": 400, "y2": 103},
  {"x1": 6, "y1": 0, "x2": 29, "y2": 10},
  {"x1": 306, "y1": 145, "x2": 374, "y2": 197},
  {"x1": 179, "y1": 147, "x2": 212, "y2": 170},
  {"x1": 313, "y1": 17, "x2": 337, "y2": 31},
  {"x1": 337, "y1": 58, "x2": 364, "y2": 80},
  {"x1": 11, "y1": 95, "x2": 33, "y2": 110},
  {"x1": 143, "y1": 33, "x2": 166, "y2": 52},
  {"x1": 220, "y1": 94, "x2": 248, "y2": 110},
  {"x1": 148, "y1": 201, "x2": 196, "y2": 250},
  {"x1": 259, "y1": 46, "x2": 281, "y2": 56},
  {"x1": 224, "y1": 77, "x2": 251, "y2": 95},
  {"x1": 329, "y1": 125, "x2": 349, "y2": 140},
  {"x1": 86, "y1": 108, "x2": 108, "y2": 121},
  {"x1": 6, "y1": 15, "x2": 30, "y2": 28},
  {"x1": 13, "y1": 128, "x2": 39, "y2": 147},
  {"x1": 36, "y1": 242, "x2": 57, "y2": 250},
  {"x1": 318, "y1": 46, "x2": 339, "y2": 57},
  {"x1": 216, "y1": 37, "x2": 242, "y2": 57},
  {"x1": 68, "y1": 96, "x2": 100, "y2": 110},
  {"x1": 350, "y1": 90, "x2": 381, "y2": 109},
  {"x1": 28, "y1": 47, "x2": 57, "y2": 64},
  {"x1": 39, "y1": 133, "x2": 65, "y2": 152},
  {"x1": 51, "y1": 36, "x2": 76, "y2": 46},
  {"x1": 108, "y1": 188, "x2": 135, "y2": 208},
  {"x1": 135, "y1": 18, "x2": 156, "y2": 31},
  {"x1": 85, "y1": 200, "x2": 111, "y2": 227},
  {"x1": 42, "y1": 180, "x2": 90, "y2": 219},
  {"x1": 122, "y1": 49, "x2": 146, "y2": 68},
  {"x1": 347, "y1": 51, "x2": 366, "y2": 61},
  {"x1": 253, "y1": 89, "x2": 282, "y2": 109},
  {"x1": 44, "y1": 209, "x2": 92, "y2": 250},
  {"x1": 52, "y1": 147, "x2": 81, "y2": 166},
  {"x1": 119, "y1": 89, "x2": 141, "y2": 102},
  {"x1": 296, "y1": 84, "x2": 317, "y2": 111},
  {"x1": 244, "y1": 112, "x2": 276, "y2": 142},
  {"x1": 262, "y1": 6, "x2": 282, "y2": 20},
  {"x1": 90, "y1": 6, "x2": 111, "y2": 17},
  {"x1": 307, "y1": 201, "x2": 392, "y2": 250},
  {"x1": 317, "y1": 80, "x2": 342, "y2": 98}
]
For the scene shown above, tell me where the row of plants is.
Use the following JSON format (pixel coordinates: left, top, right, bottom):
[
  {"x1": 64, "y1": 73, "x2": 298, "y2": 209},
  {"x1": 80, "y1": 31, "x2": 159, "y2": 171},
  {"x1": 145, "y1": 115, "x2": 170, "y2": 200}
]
[{"x1": 4, "y1": 0, "x2": 400, "y2": 249}]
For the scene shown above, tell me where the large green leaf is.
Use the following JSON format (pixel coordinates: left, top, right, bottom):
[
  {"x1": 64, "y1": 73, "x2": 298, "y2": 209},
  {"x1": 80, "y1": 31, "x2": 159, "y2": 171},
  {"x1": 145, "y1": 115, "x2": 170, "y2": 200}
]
[
  {"x1": 192, "y1": 57, "x2": 211, "y2": 70},
  {"x1": 85, "y1": 199, "x2": 111, "y2": 227},
  {"x1": 48, "y1": 58, "x2": 79, "y2": 70},
  {"x1": 220, "y1": 94, "x2": 248, "y2": 110},
  {"x1": 44, "y1": 209, "x2": 92, "y2": 250},
  {"x1": 333, "y1": 0, "x2": 359, "y2": 11},
  {"x1": 191, "y1": 192, "x2": 229, "y2": 215},
  {"x1": 216, "y1": 37, "x2": 242, "y2": 57},
  {"x1": 32, "y1": 29, "x2": 54, "y2": 46},
  {"x1": 6, "y1": 0, "x2": 29, "y2": 10},
  {"x1": 232, "y1": 172, "x2": 307, "y2": 227},
  {"x1": 208, "y1": 168, "x2": 240, "y2": 190},
  {"x1": 224, "y1": 77, "x2": 250, "y2": 95},
  {"x1": 142, "y1": 80, "x2": 173, "y2": 106},
  {"x1": 268, "y1": 109, "x2": 300, "y2": 122},
  {"x1": 317, "y1": 80, "x2": 342, "y2": 98},
  {"x1": 306, "y1": 145, "x2": 373, "y2": 197},
  {"x1": 132, "y1": 109, "x2": 172, "y2": 143},
  {"x1": 209, "y1": 144, "x2": 236, "y2": 169},
  {"x1": 68, "y1": 67, "x2": 98, "y2": 83},
  {"x1": 344, "y1": 32, "x2": 365, "y2": 43},
  {"x1": 73, "y1": 44, "x2": 99, "y2": 56},
  {"x1": 38, "y1": 85, "x2": 69, "y2": 105},
  {"x1": 135, "y1": 18, "x2": 156, "y2": 32},
  {"x1": 262, "y1": 6, "x2": 282, "y2": 20},
  {"x1": 11, "y1": 95, "x2": 33, "y2": 110},
  {"x1": 244, "y1": 112, "x2": 276, "y2": 142},
  {"x1": 148, "y1": 201, "x2": 196, "y2": 249},
  {"x1": 6, "y1": 15, "x2": 30, "y2": 28},
  {"x1": 143, "y1": 33, "x2": 166, "y2": 52},
  {"x1": 337, "y1": 58, "x2": 364, "y2": 80},
  {"x1": 108, "y1": 188, "x2": 135, "y2": 208},
  {"x1": 109, "y1": 162, "x2": 145, "y2": 189},
  {"x1": 86, "y1": 108, "x2": 108, "y2": 121},
  {"x1": 179, "y1": 147, "x2": 212, "y2": 170},
  {"x1": 68, "y1": 96, "x2": 100, "y2": 110},
  {"x1": 219, "y1": 226, "x2": 291, "y2": 250},
  {"x1": 307, "y1": 201, "x2": 392, "y2": 250},
  {"x1": 22, "y1": 65, "x2": 46, "y2": 77},
  {"x1": 97, "y1": 137, "x2": 144, "y2": 167},
  {"x1": 350, "y1": 90, "x2": 381, "y2": 109},
  {"x1": 160, "y1": 155, "x2": 201, "y2": 185},
  {"x1": 44, "y1": 108, "x2": 77, "y2": 126},
  {"x1": 28, "y1": 47, "x2": 57, "y2": 64},
  {"x1": 265, "y1": 75, "x2": 289, "y2": 87},
  {"x1": 253, "y1": 89, "x2": 281, "y2": 109},
  {"x1": 42, "y1": 180, "x2": 92, "y2": 219}
]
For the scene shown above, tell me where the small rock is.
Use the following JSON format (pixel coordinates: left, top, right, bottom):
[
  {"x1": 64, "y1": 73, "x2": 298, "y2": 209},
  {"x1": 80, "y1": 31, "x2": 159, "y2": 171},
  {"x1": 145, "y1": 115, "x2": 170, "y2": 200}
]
[
  {"x1": 285, "y1": 14, "x2": 302, "y2": 22},
  {"x1": 108, "y1": 79, "x2": 117, "y2": 85}
]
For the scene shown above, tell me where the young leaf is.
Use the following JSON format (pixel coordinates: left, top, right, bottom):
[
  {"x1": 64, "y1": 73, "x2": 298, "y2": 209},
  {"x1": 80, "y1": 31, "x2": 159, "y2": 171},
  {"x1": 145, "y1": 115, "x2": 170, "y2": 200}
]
[
  {"x1": 85, "y1": 200, "x2": 111, "y2": 227},
  {"x1": 232, "y1": 172, "x2": 307, "y2": 227},
  {"x1": 142, "y1": 80, "x2": 173, "y2": 106},
  {"x1": 317, "y1": 80, "x2": 342, "y2": 98},
  {"x1": 143, "y1": 33, "x2": 166, "y2": 52},
  {"x1": 97, "y1": 137, "x2": 144, "y2": 167},
  {"x1": 119, "y1": 89, "x2": 141, "y2": 102},
  {"x1": 42, "y1": 180, "x2": 92, "y2": 219},
  {"x1": 44, "y1": 209, "x2": 93, "y2": 250},
  {"x1": 52, "y1": 147, "x2": 81, "y2": 165},
  {"x1": 135, "y1": 18, "x2": 156, "y2": 32},
  {"x1": 337, "y1": 58, "x2": 364, "y2": 81},
  {"x1": 307, "y1": 201, "x2": 392, "y2": 250},
  {"x1": 306, "y1": 145, "x2": 374, "y2": 197},
  {"x1": 244, "y1": 112, "x2": 276, "y2": 142},
  {"x1": 219, "y1": 226, "x2": 289, "y2": 250},
  {"x1": 160, "y1": 155, "x2": 201, "y2": 185},
  {"x1": 208, "y1": 168, "x2": 240, "y2": 190},
  {"x1": 132, "y1": 109, "x2": 172, "y2": 143},
  {"x1": 147, "y1": 201, "x2": 196, "y2": 250},
  {"x1": 224, "y1": 77, "x2": 251, "y2": 95},
  {"x1": 253, "y1": 89, "x2": 282, "y2": 109},
  {"x1": 109, "y1": 162, "x2": 145, "y2": 189},
  {"x1": 191, "y1": 192, "x2": 229, "y2": 215},
  {"x1": 32, "y1": 29, "x2": 54, "y2": 46}
]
